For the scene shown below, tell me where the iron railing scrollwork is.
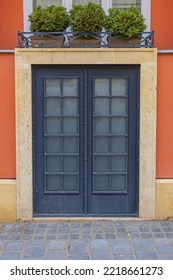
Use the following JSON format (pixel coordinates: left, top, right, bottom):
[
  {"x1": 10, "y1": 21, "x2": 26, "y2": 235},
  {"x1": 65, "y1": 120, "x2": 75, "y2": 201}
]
[{"x1": 17, "y1": 31, "x2": 154, "y2": 48}]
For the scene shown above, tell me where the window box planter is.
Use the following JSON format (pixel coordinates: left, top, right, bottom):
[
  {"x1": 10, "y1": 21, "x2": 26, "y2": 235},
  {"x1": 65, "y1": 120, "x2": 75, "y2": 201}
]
[
  {"x1": 107, "y1": 34, "x2": 141, "y2": 48},
  {"x1": 30, "y1": 33, "x2": 64, "y2": 48},
  {"x1": 65, "y1": 33, "x2": 102, "y2": 48}
]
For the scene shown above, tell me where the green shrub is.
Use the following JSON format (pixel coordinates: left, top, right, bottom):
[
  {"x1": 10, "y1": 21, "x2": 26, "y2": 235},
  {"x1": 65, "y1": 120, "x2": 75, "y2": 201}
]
[
  {"x1": 70, "y1": 2, "x2": 105, "y2": 33},
  {"x1": 105, "y1": 6, "x2": 147, "y2": 39},
  {"x1": 29, "y1": 5, "x2": 69, "y2": 32}
]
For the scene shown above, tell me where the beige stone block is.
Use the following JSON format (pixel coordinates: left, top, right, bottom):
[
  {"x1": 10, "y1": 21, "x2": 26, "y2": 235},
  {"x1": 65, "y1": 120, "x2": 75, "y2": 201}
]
[
  {"x1": 139, "y1": 63, "x2": 157, "y2": 219},
  {"x1": 0, "y1": 180, "x2": 16, "y2": 222},
  {"x1": 156, "y1": 179, "x2": 173, "y2": 219},
  {"x1": 15, "y1": 48, "x2": 157, "y2": 66}
]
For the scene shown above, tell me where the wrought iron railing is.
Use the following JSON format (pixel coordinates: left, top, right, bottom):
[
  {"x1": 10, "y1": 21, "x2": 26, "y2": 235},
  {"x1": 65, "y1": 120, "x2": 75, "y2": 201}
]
[{"x1": 17, "y1": 31, "x2": 154, "y2": 48}]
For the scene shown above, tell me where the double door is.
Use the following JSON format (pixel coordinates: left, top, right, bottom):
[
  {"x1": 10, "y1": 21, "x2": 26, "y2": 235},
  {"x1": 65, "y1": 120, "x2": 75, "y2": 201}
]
[{"x1": 33, "y1": 65, "x2": 139, "y2": 216}]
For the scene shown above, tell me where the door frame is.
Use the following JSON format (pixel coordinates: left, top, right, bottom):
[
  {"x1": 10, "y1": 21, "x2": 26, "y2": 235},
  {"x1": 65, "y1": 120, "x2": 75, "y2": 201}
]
[
  {"x1": 15, "y1": 48, "x2": 157, "y2": 220},
  {"x1": 33, "y1": 65, "x2": 139, "y2": 217}
]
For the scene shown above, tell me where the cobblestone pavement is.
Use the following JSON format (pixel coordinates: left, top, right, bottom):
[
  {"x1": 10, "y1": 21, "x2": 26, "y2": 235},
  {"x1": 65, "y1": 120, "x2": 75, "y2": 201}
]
[{"x1": 0, "y1": 220, "x2": 173, "y2": 260}]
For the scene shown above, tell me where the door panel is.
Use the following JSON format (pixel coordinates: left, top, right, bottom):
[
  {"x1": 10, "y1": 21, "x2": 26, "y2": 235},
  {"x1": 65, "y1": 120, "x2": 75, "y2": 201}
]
[
  {"x1": 87, "y1": 67, "x2": 139, "y2": 215},
  {"x1": 33, "y1": 65, "x2": 139, "y2": 216},
  {"x1": 33, "y1": 67, "x2": 85, "y2": 215}
]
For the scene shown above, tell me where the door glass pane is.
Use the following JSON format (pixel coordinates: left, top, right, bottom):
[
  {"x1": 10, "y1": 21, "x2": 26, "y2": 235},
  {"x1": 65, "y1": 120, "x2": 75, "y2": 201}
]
[
  {"x1": 34, "y1": 0, "x2": 62, "y2": 8},
  {"x1": 95, "y1": 98, "x2": 109, "y2": 115},
  {"x1": 63, "y1": 98, "x2": 78, "y2": 116},
  {"x1": 111, "y1": 117, "x2": 126, "y2": 134},
  {"x1": 63, "y1": 176, "x2": 78, "y2": 191},
  {"x1": 46, "y1": 79, "x2": 61, "y2": 97},
  {"x1": 63, "y1": 137, "x2": 78, "y2": 153},
  {"x1": 95, "y1": 79, "x2": 109, "y2": 96},
  {"x1": 73, "y1": 0, "x2": 101, "y2": 5},
  {"x1": 94, "y1": 137, "x2": 109, "y2": 153},
  {"x1": 111, "y1": 175, "x2": 126, "y2": 191},
  {"x1": 46, "y1": 156, "x2": 61, "y2": 172},
  {"x1": 94, "y1": 175, "x2": 109, "y2": 191},
  {"x1": 63, "y1": 79, "x2": 78, "y2": 96},
  {"x1": 94, "y1": 117, "x2": 109, "y2": 134},
  {"x1": 111, "y1": 156, "x2": 126, "y2": 172},
  {"x1": 112, "y1": 0, "x2": 141, "y2": 10},
  {"x1": 63, "y1": 118, "x2": 78, "y2": 134},
  {"x1": 111, "y1": 136, "x2": 126, "y2": 153},
  {"x1": 46, "y1": 137, "x2": 61, "y2": 153},
  {"x1": 63, "y1": 156, "x2": 78, "y2": 172},
  {"x1": 94, "y1": 156, "x2": 109, "y2": 172},
  {"x1": 46, "y1": 118, "x2": 61, "y2": 134},
  {"x1": 44, "y1": 77, "x2": 80, "y2": 194},
  {"x1": 46, "y1": 98, "x2": 61, "y2": 115},
  {"x1": 111, "y1": 98, "x2": 127, "y2": 115},
  {"x1": 93, "y1": 76, "x2": 129, "y2": 194},
  {"x1": 112, "y1": 79, "x2": 127, "y2": 96},
  {"x1": 46, "y1": 175, "x2": 61, "y2": 191}
]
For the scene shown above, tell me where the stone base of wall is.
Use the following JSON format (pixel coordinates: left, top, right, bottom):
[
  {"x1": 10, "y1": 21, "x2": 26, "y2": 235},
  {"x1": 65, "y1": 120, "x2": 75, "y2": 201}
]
[
  {"x1": 156, "y1": 179, "x2": 173, "y2": 219},
  {"x1": 0, "y1": 180, "x2": 16, "y2": 222},
  {"x1": 1, "y1": 178, "x2": 173, "y2": 221}
]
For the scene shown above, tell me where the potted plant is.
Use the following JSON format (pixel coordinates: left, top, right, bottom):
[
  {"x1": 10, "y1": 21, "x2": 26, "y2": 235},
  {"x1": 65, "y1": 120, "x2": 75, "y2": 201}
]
[
  {"x1": 104, "y1": 6, "x2": 147, "y2": 47},
  {"x1": 68, "y1": 2, "x2": 105, "y2": 47},
  {"x1": 28, "y1": 5, "x2": 69, "y2": 47}
]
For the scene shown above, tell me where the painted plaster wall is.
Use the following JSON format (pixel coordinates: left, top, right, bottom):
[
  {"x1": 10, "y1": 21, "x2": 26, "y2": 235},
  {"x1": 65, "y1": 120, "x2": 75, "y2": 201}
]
[
  {"x1": 156, "y1": 55, "x2": 173, "y2": 177},
  {"x1": 0, "y1": 1, "x2": 23, "y2": 220},
  {"x1": 151, "y1": 0, "x2": 173, "y2": 178},
  {"x1": 0, "y1": 0, "x2": 173, "y2": 180},
  {"x1": 0, "y1": 54, "x2": 16, "y2": 178},
  {"x1": 0, "y1": 0, "x2": 23, "y2": 49},
  {"x1": 0, "y1": 0, "x2": 23, "y2": 178},
  {"x1": 151, "y1": 0, "x2": 173, "y2": 218},
  {"x1": 151, "y1": 0, "x2": 173, "y2": 49}
]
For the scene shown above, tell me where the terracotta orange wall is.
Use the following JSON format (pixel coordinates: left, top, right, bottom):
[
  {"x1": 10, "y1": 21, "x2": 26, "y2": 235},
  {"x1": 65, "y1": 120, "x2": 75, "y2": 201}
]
[
  {"x1": 0, "y1": 0, "x2": 23, "y2": 178},
  {"x1": 0, "y1": 55, "x2": 16, "y2": 178},
  {"x1": 151, "y1": 0, "x2": 173, "y2": 49},
  {"x1": 0, "y1": 0, "x2": 23, "y2": 49},
  {"x1": 1, "y1": 0, "x2": 173, "y2": 179},
  {"x1": 151, "y1": 0, "x2": 173, "y2": 177},
  {"x1": 156, "y1": 54, "x2": 173, "y2": 177}
]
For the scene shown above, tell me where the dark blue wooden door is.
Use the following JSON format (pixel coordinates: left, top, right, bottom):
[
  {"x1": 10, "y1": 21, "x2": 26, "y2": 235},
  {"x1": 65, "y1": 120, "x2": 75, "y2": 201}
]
[{"x1": 33, "y1": 65, "x2": 139, "y2": 216}]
